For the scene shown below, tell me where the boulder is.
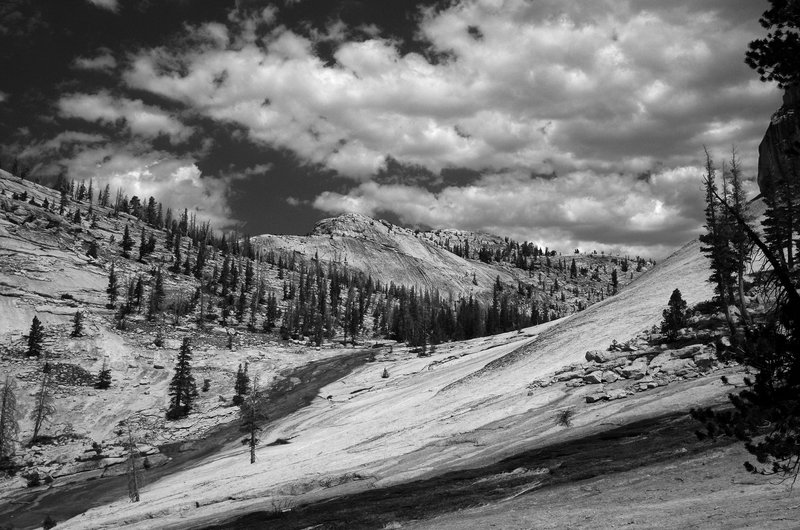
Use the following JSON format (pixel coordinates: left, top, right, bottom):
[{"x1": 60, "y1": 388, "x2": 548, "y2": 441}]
[
  {"x1": 620, "y1": 358, "x2": 648, "y2": 380},
  {"x1": 606, "y1": 388, "x2": 628, "y2": 400},
  {"x1": 585, "y1": 392, "x2": 608, "y2": 404},
  {"x1": 693, "y1": 351, "x2": 718, "y2": 372},
  {"x1": 583, "y1": 370, "x2": 603, "y2": 384},
  {"x1": 648, "y1": 351, "x2": 672, "y2": 371},
  {"x1": 659, "y1": 358, "x2": 698, "y2": 378},
  {"x1": 671, "y1": 344, "x2": 704, "y2": 359},
  {"x1": 602, "y1": 371, "x2": 619, "y2": 383},
  {"x1": 555, "y1": 370, "x2": 583, "y2": 382},
  {"x1": 585, "y1": 349, "x2": 631, "y2": 364}
]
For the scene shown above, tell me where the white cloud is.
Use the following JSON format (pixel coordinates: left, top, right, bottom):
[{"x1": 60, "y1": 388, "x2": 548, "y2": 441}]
[
  {"x1": 312, "y1": 167, "x2": 713, "y2": 258},
  {"x1": 63, "y1": 144, "x2": 239, "y2": 230},
  {"x1": 119, "y1": 0, "x2": 778, "y2": 182},
  {"x1": 86, "y1": 0, "x2": 118, "y2": 12},
  {"x1": 74, "y1": 50, "x2": 117, "y2": 71},
  {"x1": 58, "y1": 91, "x2": 193, "y2": 144}
]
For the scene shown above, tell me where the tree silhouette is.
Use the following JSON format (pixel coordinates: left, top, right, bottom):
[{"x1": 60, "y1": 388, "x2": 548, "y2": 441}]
[
  {"x1": 745, "y1": 0, "x2": 800, "y2": 88},
  {"x1": 27, "y1": 316, "x2": 44, "y2": 357},
  {"x1": 166, "y1": 338, "x2": 198, "y2": 420},
  {"x1": 0, "y1": 376, "x2": 19, "y2": 468},
  {"x1": 70, "y1": 311, "x2": 84, "y2": 338},
  {"x1": 661, "y1": 289, "x2": 688, "y2": 342},
  {"x1": 30, "y1": 370, "x2": 55, "y2": 444}
]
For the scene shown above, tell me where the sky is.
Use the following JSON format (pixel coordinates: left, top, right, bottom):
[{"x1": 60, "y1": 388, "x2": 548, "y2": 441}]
[{"x1": 0, "y1": 0, "x2": 783, "y2": 258}]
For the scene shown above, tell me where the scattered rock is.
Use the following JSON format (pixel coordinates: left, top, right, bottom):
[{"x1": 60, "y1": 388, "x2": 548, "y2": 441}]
[
  {"x1": 585, "y1": 349, "x2": 631, "y2": 363},
  {"x1": 602, "y1": 371, "x2": 619, "y2": 383},
  {"x1": 619, "y1": 358, "x2": 648, "y2": 380},
  {"x1": 606, "y1": 388, "x2": 628, "y2": 400},
  {"x1": 585, "y1": 392, "x2": 608, "y2": 404},
  {"x1": 671, "y1": 344, "x2": 704, "y2": 359},
  {"x1": 693, "y1": 351, "x2": 718, "y2": 372},
  {"x1": 583, "y1": 370, "x2": 603, "y2": 384}
]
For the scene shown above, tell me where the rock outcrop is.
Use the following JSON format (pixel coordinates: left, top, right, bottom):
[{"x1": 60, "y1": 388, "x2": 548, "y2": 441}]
[{"x1": 757, "y1": 86, "x2": 800, "y2": 198}]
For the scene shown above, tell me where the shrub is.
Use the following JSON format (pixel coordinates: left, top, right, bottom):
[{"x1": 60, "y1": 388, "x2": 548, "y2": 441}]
[{"x1": 555, "y1": 408, "x2": 574, "y2": 427}]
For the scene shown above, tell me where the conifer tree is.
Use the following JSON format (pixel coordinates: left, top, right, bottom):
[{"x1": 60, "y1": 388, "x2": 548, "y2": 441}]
[
  {"x1": 239, "y1": 376, "x2": 267, "y2": 464},
  {"x1": 27, "y1": 316, "x2": 44, "y2": 357},
  {"x1": 661, "y1": 288, "x2": 688, "y2": 341},
  {"x1": 87, "y1": 239, "x2": 98, "y2": 259},
  {"x1": 106, "y1": 262, "x2": 119, "y2": 308},
  {"x1": 0, "y1": 376, "x2": 19, "y2": 466},
  {"x1": 233, "y1": 362, "x2": 250, "y2": 406},
  {"x1": 120, "y1": 225, "x2": 134, "y2": 258},
  {"x1": 147, "y1": 268, "x2": 165, "y2": 321},
  {"x1": 698, "y1": 150, "x2": 736, "y2": 337},
  {"x1": 30, "y1": 370, "x2": 55, "y2": 444},
  {"x1": 166, "y1": 338, "x2": 198, "y2": 420},
  {"x1": 70, "y1": 311, "x2": 84, "y2": 338},
  {"x1": 95, "y1": 359, "x2": 112, "y2": 389}
]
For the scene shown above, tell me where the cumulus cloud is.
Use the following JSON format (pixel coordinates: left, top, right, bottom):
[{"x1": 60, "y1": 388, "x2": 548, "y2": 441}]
[
  {"x1": 58, "y1": 91, "x2": 193, "y2": 143},
  {"x1": 62, "y1": 144, "x2": 239, "y2": 229},
  {"x1": 86, "y1": 0, "x2": 118, "y2": 12},
  {"x1": 74, "y1": 49, "x2": 117, "y2": 71},
  {"x1": 313, "y1": 167, "x2": 712, "y2": 257},
  {"x1": 120, "y1": 0, "x2": 778, "y2": 181}
]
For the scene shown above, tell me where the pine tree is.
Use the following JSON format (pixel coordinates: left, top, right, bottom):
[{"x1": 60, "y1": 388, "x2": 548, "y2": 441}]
[
  {"x1": 120, "y1": 225, "x2": 134, "y2": 258},
  {"x1": 698, "y1": 150, "x2": 736, "y2": 337},
  {"x1": 107, "y1": 262, "x2": 119, "y2": 308},
  {"x1": 239, "y1": 376, "x2": 267, "y2": 464},
  {"x1": 95, "y1": 359, "x2": 112, "y2": 389},
  {"x1": 30, "y1": 370, "x2": 55, "y2": 444},
  {"x1": 166, "y1": 338, "x2": 198, "y2": 420},
  {"x1": 147, "y1": 268, "x2": 165, "y2": 321},
  {"x1": 70, "y1": 311, "x2": 84, "y2": 338},
  {"x1": 27, "y1": 316, "x2": 44, "y2": 357},
  {"x1": 661, "y1": 288, "x2": 688, "y2": 342},
  {"x1": 87, "y1": 239, "x2": 98, "y2": 259},
  {"x1": 0, "y1": 376, "x2": 20, "y2": 466},
  {"x1": 193, "y1": 243, "x2": 206, "y2": 279},
  {"x1": 570, "y1": 258, "x2": 577, "y2": 278},
  {"x1": 611, "y1": 268, "x2": 618, "y2": 294},
  {"x1": 138, "y1": 228, "x2": 148, "y2": 261},
  {"x1": 233, "y1": 362, "x2": 250, "y2": 406}
]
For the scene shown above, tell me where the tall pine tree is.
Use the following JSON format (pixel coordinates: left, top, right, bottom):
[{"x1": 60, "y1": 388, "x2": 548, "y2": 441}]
[{"x1": 166, "y1": 338, "x2": 198, "y2": 420}]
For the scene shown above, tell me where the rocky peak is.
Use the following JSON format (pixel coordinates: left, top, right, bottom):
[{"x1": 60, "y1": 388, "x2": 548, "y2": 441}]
[
  {"x1": 757, "y1": 85, "x2": 800, "y2": 197},
  {"x1": 311, "y1": 212, "x2": 395, "y2": 239}
]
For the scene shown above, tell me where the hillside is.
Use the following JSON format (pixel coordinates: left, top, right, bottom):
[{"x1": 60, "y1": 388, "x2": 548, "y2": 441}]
[
  {"x1": 0, "y1": 169, "x2": 650, "y2": 525},
  {"x1": 257, "y1": 211, "x2": 652, "y2": 318},
  {"x1": 51, "y1": 230, "x2": 749, "y2": 529}
]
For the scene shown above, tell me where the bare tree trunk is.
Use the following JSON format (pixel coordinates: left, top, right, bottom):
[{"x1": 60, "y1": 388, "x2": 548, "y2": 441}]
[
  {"x1": 127, "y1": 428, "x2": 140, "y2": 502},
  {"x1": 737, "y1": 267, "x2": 751, "y2": 325}
]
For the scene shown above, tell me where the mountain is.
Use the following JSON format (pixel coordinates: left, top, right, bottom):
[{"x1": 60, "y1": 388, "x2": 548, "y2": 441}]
[
  {"x1": 50, "y1": 214, "x2": 751, "y2": 530},
  {"x1": 0, "y1": 169, "x2": 754, "y2": 529},
  {"x1": 256, "y1": 211, "x2": 651, "y2": 316}
]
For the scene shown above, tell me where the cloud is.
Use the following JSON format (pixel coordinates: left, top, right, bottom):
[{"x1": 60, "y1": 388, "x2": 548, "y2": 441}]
[
  {"x1": 0, "y1": 91, "x2": 7, "y2": 103},
  {"x1": 120, "y1": 0, "x2": 778, "y2": 183},
  {"x1": 312, "y1": 166, "x2": 713, "y2": 258},
  {"x1": 58, "y1": 91, "x2": 193, "y2": 143},
  {"x1": 74, "y1": 49, "x2": 117, "y2": 71},
  {"x1": 62, "y1": 144, "x2": 239, "y2": 229},
  {"x1": 86, "y1": 0, "x2": 118, "y2": 12}
]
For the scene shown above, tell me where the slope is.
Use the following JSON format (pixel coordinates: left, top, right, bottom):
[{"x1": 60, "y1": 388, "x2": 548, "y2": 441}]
[{"x1": 59, "y1": 235, "x2": 732, "y2": 529}]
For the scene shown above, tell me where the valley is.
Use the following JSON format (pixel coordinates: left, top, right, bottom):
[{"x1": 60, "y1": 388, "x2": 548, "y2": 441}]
[{"x1": 0, "y1": 170, "x2": 775, "y2": 529}]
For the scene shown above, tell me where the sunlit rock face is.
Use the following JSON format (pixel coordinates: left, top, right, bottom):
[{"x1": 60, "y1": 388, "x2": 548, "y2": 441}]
[{"x1": 757, "y1": 85, "x2": 800, "y2": 198}]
